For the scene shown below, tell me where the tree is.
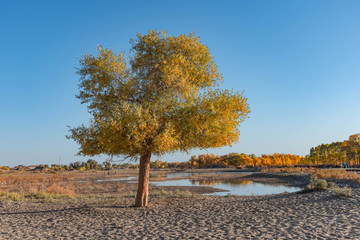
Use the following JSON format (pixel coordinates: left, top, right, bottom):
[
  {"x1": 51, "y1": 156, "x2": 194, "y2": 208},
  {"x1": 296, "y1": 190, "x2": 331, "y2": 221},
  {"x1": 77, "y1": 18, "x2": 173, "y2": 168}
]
[
  {"x1": 70, "y1": 161, "x2": 82, "y2": 170},
  {"x1": 85, "y1": 159, "x2": 100, "y2": 170},
  {"x1": 68, "y1": 30, "x2": 250, "y2": 207},
  {"x1": 103, "y1": 161, "x2": 112, "y2": 170},
  {"x1": 347, "y1": 133, "x2": 360, "y2": 166}
]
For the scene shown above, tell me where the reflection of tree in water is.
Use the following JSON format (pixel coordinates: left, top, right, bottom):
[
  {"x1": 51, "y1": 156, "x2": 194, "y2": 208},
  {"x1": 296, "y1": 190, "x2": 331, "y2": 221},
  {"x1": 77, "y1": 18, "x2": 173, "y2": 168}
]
[
  {"x1": 149, "y1": 174, "x2": 167, "y2": 179},
  {"x1": 190, "y1": 179, "x2": 252, "y2": 186}
]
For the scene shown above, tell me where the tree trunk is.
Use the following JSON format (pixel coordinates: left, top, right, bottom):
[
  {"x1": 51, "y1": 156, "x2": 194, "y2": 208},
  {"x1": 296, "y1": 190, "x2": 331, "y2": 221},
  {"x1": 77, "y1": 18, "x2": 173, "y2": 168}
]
[{"x1": 135, "y1": 151, "x2": 152, "y2": 207}]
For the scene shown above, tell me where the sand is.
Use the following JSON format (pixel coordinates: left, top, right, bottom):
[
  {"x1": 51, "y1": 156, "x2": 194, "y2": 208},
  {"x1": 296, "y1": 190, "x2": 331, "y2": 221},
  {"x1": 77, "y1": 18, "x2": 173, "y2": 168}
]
[{"x1": 0, "y1": 186, "x2": 359, "y2": 239}]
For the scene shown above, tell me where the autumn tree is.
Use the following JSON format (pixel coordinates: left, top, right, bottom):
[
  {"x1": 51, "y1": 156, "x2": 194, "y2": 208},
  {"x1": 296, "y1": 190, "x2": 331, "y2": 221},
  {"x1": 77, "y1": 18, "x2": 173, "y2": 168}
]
[
  {"x1": 308, "y1": 133, "x2": 360, "y2": 166},
  {"x1": 347, "y1": 133, "x2": 360, "y2": 165},
  {"x1": 68, "y1": 30, "x2": 250, "y2": 207}
]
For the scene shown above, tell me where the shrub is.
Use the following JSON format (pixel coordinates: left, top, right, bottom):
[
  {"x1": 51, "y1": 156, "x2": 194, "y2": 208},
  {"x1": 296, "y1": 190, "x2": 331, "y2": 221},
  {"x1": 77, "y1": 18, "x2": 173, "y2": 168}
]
[
  {"x1": 299, "y1": 177, "x2": 330, "y2": 193},
  {"x1": 327, "y1": 181, "x2": 338, "y2": 189},
  {"x1": 306, "y1": 178, "x2": 328, "y2": 190},
  {"x1": 334, "y1": 187, "x2": 352, "y2": 197}
]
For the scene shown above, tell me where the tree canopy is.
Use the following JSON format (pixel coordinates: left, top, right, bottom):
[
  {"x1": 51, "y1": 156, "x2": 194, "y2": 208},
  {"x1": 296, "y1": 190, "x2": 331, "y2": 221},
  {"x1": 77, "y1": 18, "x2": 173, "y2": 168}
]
[{"x1": 68, "y1": 30, "x2": 250, "y2": 206}]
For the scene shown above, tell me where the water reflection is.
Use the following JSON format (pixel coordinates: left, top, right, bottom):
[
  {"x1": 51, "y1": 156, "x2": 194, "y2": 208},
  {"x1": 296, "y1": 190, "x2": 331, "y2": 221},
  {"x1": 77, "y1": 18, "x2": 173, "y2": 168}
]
[
  {"x1": 94, "y1": 171, "x2": 301, "y2": 196},
  {"x1": 151, "y1": 178, "x2": 301, "y2": 196},
  {"x1": 98, "y1": 171, "x2": 250, "y2": 182},
  {"x1": 190, "y1": 179, "x2": 252, "y2": 186},
  {"x1": 165, "y1": 171, "x2": 250, "y2": 178},
  {"x1": 149, "y1": 174, "x2": 167, "y2": 179}
]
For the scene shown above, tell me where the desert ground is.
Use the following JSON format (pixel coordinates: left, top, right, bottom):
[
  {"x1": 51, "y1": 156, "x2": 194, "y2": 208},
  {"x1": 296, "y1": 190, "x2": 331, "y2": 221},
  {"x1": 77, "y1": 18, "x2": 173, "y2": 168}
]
[{"x1": 0, "y1": 169, "x2": 359, "y2": 239}]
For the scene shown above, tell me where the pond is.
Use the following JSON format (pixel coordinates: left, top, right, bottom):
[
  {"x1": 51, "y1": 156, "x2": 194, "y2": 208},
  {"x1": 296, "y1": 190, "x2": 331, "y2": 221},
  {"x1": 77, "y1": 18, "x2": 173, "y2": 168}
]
[
  {"x1": 96, "y1": 171, "x2": 302, "y2": 196},
  {"x1": 151, "y1": 178, "x2": 301, "y2": 196},
  {"x1": 97, "y1": 171, "x2": 249, "y2": 181}
]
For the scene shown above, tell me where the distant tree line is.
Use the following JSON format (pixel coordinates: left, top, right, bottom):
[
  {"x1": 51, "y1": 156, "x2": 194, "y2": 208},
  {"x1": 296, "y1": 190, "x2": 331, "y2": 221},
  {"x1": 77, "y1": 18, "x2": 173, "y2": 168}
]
[
  {"x1": 5, "y1": 133, "x2": 359, "y2": 171},
  {"x1": 171, "y1": 153, "x2": 305, "y2": 168},
  {"x1": 22, "y1": 159, "x2": 168, "y2": 171},
  {"x1": 307, "y1": 133, "x2": 360, "y2": 167},
  {"x1": 47, "y1": 159, "x2": 139, "y2": 171},
  {"x1": 169, "y1": 133, "x2": 360, "y2": 168}
]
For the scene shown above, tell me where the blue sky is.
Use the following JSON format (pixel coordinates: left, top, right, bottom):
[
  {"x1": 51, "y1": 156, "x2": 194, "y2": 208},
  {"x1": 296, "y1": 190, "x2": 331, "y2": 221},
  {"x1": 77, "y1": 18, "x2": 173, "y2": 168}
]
[{"x1": 1, "y1": 0, "x2": 359, "y2": 166}]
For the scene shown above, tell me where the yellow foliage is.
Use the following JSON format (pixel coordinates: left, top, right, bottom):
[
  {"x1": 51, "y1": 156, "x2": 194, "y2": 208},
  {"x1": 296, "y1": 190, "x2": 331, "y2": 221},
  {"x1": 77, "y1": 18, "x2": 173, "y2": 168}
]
[
  {"x1": 68, "y1": 30, "x2": 250, "y2": 158},
  {"x1": 188, "y1": 153, "x2": 305, "y2": 168}
]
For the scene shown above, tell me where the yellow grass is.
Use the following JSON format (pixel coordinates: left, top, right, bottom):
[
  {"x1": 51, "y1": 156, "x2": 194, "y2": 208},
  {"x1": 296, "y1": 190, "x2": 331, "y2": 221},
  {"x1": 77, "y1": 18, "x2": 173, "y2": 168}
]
[{"x1": 0, "y1": 191, "x2": 74, "y2": 202}]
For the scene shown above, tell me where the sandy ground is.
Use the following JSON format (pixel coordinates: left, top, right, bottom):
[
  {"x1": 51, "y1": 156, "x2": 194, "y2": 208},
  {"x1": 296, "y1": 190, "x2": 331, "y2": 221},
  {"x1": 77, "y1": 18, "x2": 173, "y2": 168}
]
[{"x1": 1, "y1": 185, "x2": 360, "y2": 240}]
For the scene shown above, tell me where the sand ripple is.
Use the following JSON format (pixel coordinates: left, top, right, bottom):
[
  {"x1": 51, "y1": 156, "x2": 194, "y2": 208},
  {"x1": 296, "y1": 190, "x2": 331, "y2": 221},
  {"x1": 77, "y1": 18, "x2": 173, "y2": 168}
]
[{"x1": 0, "y1": 189, "x2": 360, "y2": 239}]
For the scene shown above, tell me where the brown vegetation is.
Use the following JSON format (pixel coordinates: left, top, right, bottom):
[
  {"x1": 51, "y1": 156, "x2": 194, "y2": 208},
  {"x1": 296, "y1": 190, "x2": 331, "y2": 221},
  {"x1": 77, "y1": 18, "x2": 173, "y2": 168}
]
[
  {"x1": 0, "y1": 170, "x2": 135, "y2": 201},
  {"x1": 262, "y1": 167, "x2": 360, "y2": 184}
]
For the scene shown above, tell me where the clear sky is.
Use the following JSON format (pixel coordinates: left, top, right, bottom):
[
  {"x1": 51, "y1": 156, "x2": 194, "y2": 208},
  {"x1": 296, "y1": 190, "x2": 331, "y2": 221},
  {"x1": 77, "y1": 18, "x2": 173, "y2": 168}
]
[{"x1": 1, "y1": 0, "x2": 359, "y2": 167}]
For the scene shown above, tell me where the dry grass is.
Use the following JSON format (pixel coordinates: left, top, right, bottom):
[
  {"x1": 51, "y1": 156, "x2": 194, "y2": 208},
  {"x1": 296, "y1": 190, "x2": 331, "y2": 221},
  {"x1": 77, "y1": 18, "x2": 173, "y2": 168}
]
[
  {"x1": 0, "y1": 171, "x2": 112, "y2": 200},
  {"x1": 312, "y1": 169, "x2": 359, "y2": 182},
  {"x1": 0, "y1": 169, "x2": 171, "y2": 202},
  {"x1": 0, "y1": 173, "x2": 76, "y2": 193},
  {"x1": 262, "y1": 167, "x2": 360, "y2": 183},
  {"x1": 0, "y1": 191, "x2": 75, "y2": 202},
  {"x1": 0, "y1": 172, "x2": 79, "y2": 202},
  {"x1": 46, "y1": 183, "x2": 75, "y2": 195}
]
